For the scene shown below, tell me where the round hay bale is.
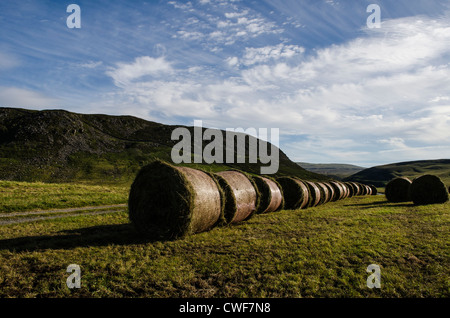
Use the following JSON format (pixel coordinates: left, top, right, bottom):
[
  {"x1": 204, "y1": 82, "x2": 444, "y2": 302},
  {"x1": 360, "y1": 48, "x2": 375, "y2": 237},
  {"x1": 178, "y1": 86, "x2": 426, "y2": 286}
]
[
  {"x1": 263, "y1": 177, "x2": 284, "y2": 212},
  {"x1": 323, "y1": 182, "x2": 335, "y2": 202},
  {"x1": 128, "y1": 161, "x2": 223, "y2": 240},
  {"x1": 304, "y1": 181, "x2": 321, "y2": 207},
  {"x1": 409, "y1": 174, "x2": 449, "y2": 205},
  {"x1": 354, "y1": 183, "x2": 362, "y2": 196},
  {"x1": 339, "y1": 182, "x2": 350, "y2": 199},
  {"x1": 327, "y1": 182, "x2": 340, "y2": 201},
  {"x1": 361, "y1": 184, "x2": 370, "y2": 196},
  {"x1": 252, "y1": 175, "x2": 284, "y2": 213},
  {"x1": 344, "y1": 182, "x2": 355, "y2": 198},
  {"x1": 385, "y1": 177, "x2": 412, "y2": 202},
  {"x1": 322, "y1": 182, "x2": 334, "y2": 202},
  {"x1": 315, "y1": 182, "x2": 330, "y2": 204},
  {"x1": 360, "y1": 183, "x2": 368, "y2": 196},
  {"x1": 369, "y1": 185, "x2": 378, "y2": 195},
  {"x1": 353, "y1": 182, "x2": 362, "y2": 196},
  {"x1": 351, "y1": 182, "x2": 362, "y2": 196},
  {"x1": 313, "y1": 182, "x2": 325, "y2": 205},
  {"x1": 329, "y1": 181, "x2": 345, "y2": 201},
  {"x1": 337, "y1": 181, "x2": 350, "y2": 199},
  {"x1": 359, "y1": 183, "x2": 367, "y2": 196},
  {"x1": 216, "y1": 170, "x2": 258, "y2": 224},
  {"x1": 323, "y1": 182, "x2": 333, "y2": 203},
  {"x1": 358, "y1": 184, "x2": 365, "y2": 195},
  {"x1": 338, "y1": 182, "x2": 346, "y2": 199},
  {"x1": 276, "y1": 177, "x2": 309, "y2": 210},
  {"x1": 214, "y1": 175, "x2": 237, "y2": 224}
]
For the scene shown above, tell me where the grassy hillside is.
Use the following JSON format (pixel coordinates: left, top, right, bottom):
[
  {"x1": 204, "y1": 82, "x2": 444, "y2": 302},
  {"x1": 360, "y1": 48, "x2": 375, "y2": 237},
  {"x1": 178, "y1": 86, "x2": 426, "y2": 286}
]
[
  {"x1": 0, "y1": 107, "x2": 325, "y2": 184},
  {"x1": 297, "y1": 162, "x2": 366, "y2": 180},
  {"x1": 344, "y1": 159, "x2": 450, "y2": 187},
  {"x1": 0, "y1": 193, "x2": 448, "y2": 298}
]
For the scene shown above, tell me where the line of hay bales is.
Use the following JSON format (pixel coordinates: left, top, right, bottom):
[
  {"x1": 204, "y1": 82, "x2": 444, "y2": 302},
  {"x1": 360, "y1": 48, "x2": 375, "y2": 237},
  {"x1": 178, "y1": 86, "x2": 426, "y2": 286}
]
[
  {"x1": 128, "y1": 161, "x2": 377, "y2": 240},
  {"x1": 385, "y1": 175, "x2": 449, "y2": 205}
]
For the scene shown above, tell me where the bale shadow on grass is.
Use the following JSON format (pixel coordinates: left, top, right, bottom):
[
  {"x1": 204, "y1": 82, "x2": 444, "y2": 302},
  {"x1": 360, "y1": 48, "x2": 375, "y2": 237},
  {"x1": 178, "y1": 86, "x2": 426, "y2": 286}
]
[
  {"x1": 344, "y1": 200, "x2": 415, "y2": 208},
  {"x1": 0, "y1": 223, "x2": 165, "y2": 252}
]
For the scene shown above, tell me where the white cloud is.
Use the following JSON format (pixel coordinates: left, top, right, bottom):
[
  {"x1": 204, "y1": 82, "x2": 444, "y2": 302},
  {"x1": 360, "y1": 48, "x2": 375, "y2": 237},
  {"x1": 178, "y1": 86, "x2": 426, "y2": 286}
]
[
  {"x1": 226, "y1": 56, "x2": 239, "y2": 67},
  {"x1": 0, "y1": 87, "x2": 60, "y2": 108},
  {"x1": 168, "y1": 1, "x2": 194, "y2": 11},
  {"x1": 224, "y1": 10, "x2": 248, "y2": 19},
  {"x1": 174, "y1": 30, "x2": 205, "y2": 40},
  {"x1": 106, "y1": 56, "x2": 173, "y2": 87},
  {"x1": 325, "y1": 0, "x2": 339, "y2": 6},
  {"x1": 235, "y1": 43, "x2": 305, "y2": 66},
  {"x1": 430, "y1": 96, "x2": 449, "y2": 102},
  {"x1": 79, "y1": 61, "x2": 103, "y2": 69},
  {"x1": 168, "y1": 0, "x2": 283, "y2": 47},
  {"x1": 104, "y1": 14, "x2": 450, "y2": 165},
  {"x1": 378, "y1": 137, "x2": 407, "y2": 148}
]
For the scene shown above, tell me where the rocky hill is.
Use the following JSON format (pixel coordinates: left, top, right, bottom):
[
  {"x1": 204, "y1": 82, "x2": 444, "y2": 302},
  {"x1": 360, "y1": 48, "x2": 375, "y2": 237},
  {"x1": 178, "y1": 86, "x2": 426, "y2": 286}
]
[{"x1": 0, "y1": 107, "x2": 326, "y2": 184}]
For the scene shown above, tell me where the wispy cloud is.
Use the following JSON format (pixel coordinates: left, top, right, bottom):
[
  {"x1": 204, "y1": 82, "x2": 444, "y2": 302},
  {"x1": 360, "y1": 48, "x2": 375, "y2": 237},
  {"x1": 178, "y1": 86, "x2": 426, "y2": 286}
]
[
  {"x1": 103, "y1": 11, "x2": 450, "y2": 165},
  {"x1": 106, "y1": 56, "x2": 173, "y2": 87},
  {"x1": 79, "y1": 61, "x2": 103, "y2": 69},
  {"x1": 169, "y1": 0, "x2": 283, "y2": 48},
  {"x1": 230, "y1": 43, "x2": 305, "y2": 67},
  {"x1": 0, "y1": 51, "x2": 19, "y2": 69}
]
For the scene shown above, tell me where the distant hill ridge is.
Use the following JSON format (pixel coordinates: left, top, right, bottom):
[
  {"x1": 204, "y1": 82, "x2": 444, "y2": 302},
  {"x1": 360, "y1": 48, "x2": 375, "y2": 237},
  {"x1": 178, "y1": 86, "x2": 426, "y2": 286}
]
[
  {"x1": 297, "y1": 162, "x2": 366, "y2": 180},
  {"x1": 344, "y1": 159, "x2": 450, "y2": 187},
  {"x1": 0, "y1": 107, "x2": 325, "y2": 184}
]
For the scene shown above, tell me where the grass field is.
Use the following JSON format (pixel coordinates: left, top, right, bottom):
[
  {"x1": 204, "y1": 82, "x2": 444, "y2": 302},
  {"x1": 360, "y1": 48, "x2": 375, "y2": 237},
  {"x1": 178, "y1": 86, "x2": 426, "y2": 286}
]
[
  {"x1": 0, "y1": 181, "x2": 448, "y2": 298},
  {"x1": 0, "y1": 181, "x2": 129, "y2": 213}
]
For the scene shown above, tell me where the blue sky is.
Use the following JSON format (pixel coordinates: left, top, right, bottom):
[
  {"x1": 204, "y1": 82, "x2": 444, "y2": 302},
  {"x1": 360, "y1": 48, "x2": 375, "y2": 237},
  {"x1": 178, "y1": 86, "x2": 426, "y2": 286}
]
[{"x1": 1, "y1": 0, "x2": 450, "y2": 167}]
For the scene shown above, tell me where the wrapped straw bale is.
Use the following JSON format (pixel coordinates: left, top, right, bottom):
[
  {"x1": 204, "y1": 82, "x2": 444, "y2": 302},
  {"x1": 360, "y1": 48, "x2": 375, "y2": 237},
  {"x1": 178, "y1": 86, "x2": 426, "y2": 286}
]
[
  {"x1": 215, "y1": 170, "x2": 259, "y2": 224},
  {"x1": 315, "y1": 182, "x2": 330, "y2": 204},
  {"x1": 329, "y1": 181, "x2": 345, "y2": 201},
  {"x1": 304, "y1": 180, "x2": 321, "y2": 207},
  {"x1": 409, "y1": 174, "x2": 449, "y2": 205},
  {"x1": 385, "y1": 177, "x2": 412, "y2": 202},
  {"x1": 128, "y1": 161, "x2": 223, "y2": 240},
  {"x1": 276, "y1": 177, "x2": 310, "y2": 210},
  {"x1": 252, "y1": 175, "x2": 284, "y2": 213},
  {"x1": 369, "y1": 185, "x2": 378, "y2": 196},
  {"x1": 323, "y1": 183, "x2": 335, "y2": 202}
]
